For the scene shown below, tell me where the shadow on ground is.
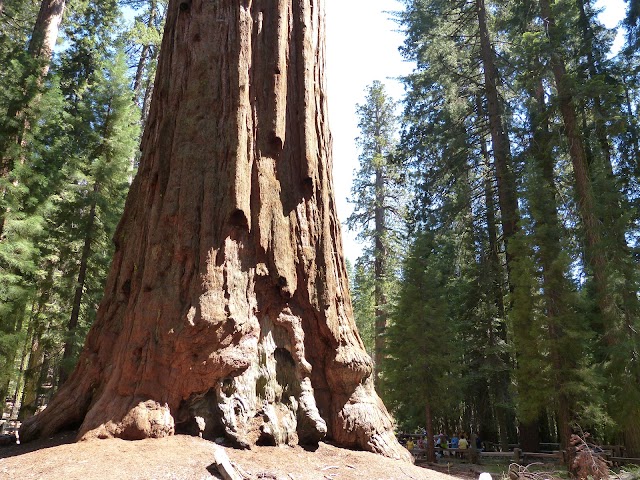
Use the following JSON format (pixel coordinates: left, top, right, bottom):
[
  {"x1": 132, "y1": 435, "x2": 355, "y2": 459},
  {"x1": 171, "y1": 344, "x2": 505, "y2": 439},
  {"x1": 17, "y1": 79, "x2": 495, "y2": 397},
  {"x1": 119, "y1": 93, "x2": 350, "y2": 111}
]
[{"x1": 0, "y1": 430, "x2": 76, "y2": 459}]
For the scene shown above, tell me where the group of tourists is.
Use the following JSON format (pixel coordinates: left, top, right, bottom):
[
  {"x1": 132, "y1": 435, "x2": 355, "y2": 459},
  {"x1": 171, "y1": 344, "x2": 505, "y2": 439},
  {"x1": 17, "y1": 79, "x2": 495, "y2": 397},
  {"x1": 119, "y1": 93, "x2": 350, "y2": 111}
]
[
  {"x1": 434, "y1": 432, "x2": 470, "y2": 457},
  {"x1": 436, "y1": 432, "x2": 470, "y2": 450},
  {"x1": 403, "y1": 431, "x2": 482, "y2": 458}
]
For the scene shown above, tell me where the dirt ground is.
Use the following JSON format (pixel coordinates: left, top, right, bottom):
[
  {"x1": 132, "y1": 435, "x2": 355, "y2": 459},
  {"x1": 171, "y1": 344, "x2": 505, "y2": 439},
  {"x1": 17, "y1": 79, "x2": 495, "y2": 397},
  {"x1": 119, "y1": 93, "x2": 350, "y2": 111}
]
[{"x1": 0, "y1": 432, "x2": 471, "y2": 480}]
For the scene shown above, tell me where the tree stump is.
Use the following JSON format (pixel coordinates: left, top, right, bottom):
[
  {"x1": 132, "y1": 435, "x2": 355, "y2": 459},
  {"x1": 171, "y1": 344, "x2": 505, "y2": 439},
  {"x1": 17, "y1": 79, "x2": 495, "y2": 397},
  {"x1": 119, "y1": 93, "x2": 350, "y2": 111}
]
[{"x1": 19, "y1": 0, "x2": 411, "y2": 462}]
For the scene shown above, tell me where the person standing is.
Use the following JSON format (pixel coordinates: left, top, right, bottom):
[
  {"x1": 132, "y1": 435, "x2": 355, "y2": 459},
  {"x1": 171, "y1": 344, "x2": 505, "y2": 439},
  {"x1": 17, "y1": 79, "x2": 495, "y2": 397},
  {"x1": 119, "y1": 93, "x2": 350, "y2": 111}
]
[
  {"x1": 459, "y1": 434, "x2": 469, "y2": 451},
  {"x1": 406, "y1": 438, "x2": 415, "y2": 451},
  {"x1": 450, "y1": 433, "x2": 459, "y2": 449}
]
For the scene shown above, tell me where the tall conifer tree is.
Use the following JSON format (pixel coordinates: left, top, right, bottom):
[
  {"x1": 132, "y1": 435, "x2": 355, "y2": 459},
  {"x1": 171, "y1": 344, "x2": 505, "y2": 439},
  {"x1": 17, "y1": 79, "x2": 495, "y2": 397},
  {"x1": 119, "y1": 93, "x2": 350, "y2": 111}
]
[{"x1": 348, "y1": 81, "x2": 403, "y2": 385}]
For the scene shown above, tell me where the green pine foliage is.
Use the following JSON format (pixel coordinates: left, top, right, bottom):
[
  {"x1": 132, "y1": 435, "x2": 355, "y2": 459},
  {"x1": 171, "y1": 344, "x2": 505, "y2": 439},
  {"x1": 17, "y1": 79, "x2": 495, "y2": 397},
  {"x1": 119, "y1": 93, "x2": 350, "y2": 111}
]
[
  {"x1": 0, "y1": 0, "x2": 141, "y2": 415},
  {"x1": 384, "y1": 230, "x2": 463, "y2": 431},
  {"x1": 347, "y1": 81, "x2": 405, "y2": 380},
  {"x1": 350, "y1": 258, "x2": 376, "y2": 357},
  {"x1": 367, "y1": 0, "x2": 640, "y2": 453}
]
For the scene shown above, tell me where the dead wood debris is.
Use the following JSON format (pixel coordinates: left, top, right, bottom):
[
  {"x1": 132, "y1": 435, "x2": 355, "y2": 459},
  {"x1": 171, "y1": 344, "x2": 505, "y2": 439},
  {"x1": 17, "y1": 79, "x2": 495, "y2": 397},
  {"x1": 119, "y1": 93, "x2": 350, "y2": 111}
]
[
  {"x1": 508, "y1": 462, "x2": 563, "y2": 480},
  {"x1": 213, "y1": 444, "x2": 244, "y2": 480},
  {"x1": 570, "y1": 433, "x2": 610, "y2": 480}
]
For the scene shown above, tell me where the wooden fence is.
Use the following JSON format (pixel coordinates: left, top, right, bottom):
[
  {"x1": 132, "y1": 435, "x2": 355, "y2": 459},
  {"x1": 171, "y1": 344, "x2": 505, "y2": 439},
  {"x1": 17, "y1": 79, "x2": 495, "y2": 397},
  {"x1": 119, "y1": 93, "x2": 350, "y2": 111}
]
[{"x1": 410, "y1": 447, "x2": 640, "y2": 467}]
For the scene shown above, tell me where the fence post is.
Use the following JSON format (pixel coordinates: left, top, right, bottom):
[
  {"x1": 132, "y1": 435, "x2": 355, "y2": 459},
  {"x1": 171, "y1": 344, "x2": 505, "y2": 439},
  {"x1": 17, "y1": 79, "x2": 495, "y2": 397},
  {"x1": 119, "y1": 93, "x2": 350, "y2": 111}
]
[
  {"x1": 513, "y1": 448, "x2": 522, "y2": 463},
  {"x1": 471, "y1": 434, "x2": 479, "y2": 463}
]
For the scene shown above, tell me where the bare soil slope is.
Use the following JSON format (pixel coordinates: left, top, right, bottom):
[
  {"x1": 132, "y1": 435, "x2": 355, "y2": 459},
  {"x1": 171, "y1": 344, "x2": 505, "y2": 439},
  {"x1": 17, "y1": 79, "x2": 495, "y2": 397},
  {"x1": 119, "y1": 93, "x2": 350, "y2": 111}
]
[{"x1": 0, "y1": 433, "x2": 458, "y2": 480}]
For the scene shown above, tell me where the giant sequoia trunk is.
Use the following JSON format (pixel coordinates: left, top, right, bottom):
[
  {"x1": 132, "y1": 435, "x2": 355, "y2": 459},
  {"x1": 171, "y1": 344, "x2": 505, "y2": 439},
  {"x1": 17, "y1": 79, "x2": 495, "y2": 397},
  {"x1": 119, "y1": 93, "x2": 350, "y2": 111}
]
[{"x1": 19, "y1": 0, "x2": 410, "y2": 461}]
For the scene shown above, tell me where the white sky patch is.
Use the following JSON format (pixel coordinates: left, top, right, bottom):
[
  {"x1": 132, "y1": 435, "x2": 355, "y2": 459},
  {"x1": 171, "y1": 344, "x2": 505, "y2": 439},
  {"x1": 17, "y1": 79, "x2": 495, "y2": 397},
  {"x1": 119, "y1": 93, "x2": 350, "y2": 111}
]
[
  {"x1": 595, "y1": 0, "x2": 627, "y2": 53},
  {"x1": 326, "y1": 0, "x2": 412, "y2": 266}
]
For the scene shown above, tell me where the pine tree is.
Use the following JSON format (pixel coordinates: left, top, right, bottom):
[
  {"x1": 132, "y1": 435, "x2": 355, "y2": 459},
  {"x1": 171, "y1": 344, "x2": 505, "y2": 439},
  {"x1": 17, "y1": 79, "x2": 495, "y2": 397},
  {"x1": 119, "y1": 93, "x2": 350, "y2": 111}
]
[
  {"x1": 347, "y1": 81, "x2": 403, "y2": 385},
  {"x1": 384, "y1": 230, "x2": 462, "y2": 460},
  {"x1": 2, "y1": 0, "x2": 140, "y2": 417},
  {"x1": 625, "y1": 0, "x2": 640, "y2": 49},
  {"x1": 398, "y1": 0, "x2": 521, "y2": 447},
  {"x1": 57, "y1": 49, "x2": 140, "y2": 383},
  {"x1": 125, "y1": 0, "x2": 167, "y2": 126},
  {"x1": 0, "y1": 0, "x2": 70, "y2": 409},
  {"x1": 350, "y1": 258, "x2": 375, "y2": 357}
]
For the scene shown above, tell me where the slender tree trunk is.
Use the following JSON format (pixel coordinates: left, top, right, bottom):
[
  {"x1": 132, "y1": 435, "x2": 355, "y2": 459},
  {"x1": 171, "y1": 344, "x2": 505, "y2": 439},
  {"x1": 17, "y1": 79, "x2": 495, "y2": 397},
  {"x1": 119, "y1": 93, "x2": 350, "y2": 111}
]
[
  {"x1": 134, "y1": 42, "x2": 153, "y2": 99},
  {"x1": 577, "y1": 1, "x2": 640, "y2": 352},
  {"x1": 19, "y1": 0, "x2": 410, "y2": 461},
  {"x1": 4, "y1": 300, "x2": 37, "y2": 420},
  {"x1": 425, "y1": 401, "x2": 436, "y2": 463},
  {"x1": 476, "y1": 1, "x2": 525, "y2": 441},
  {"x1": 530, "y1": 77, "x2": 575, "y2": 455},
  {"x1": 475, "y1": 380, "x2": 498, "y2": 448},
  {"x1": 9, "y1": 321, "x2": 34, "y2": 419},
  {"x1": 58, "y1": 182, "x2": 99, "y2": 386},
  {"x1": 575, "y1": 0, "x2": 614, "y2": 171},
  {"x1": 18, "y1": 269, "x2": 54, "y2": 420},
  {"x1": 517, "y1": 421, "x2": 540, "y2": 452},
  {"x1": 479, "y1": 130, "x2": 513, "y2": 450},
  {"x1": 133, "y1": 0, "x2": 161, "y2": 131},
  {"x1": 132, "y1": 0, "x2": 157, "y2": 97},
  {"x1": 476, "y1": 0, "x2": 519, "y2": 257},
  {"x1": 0, "y1": 301, "x2": 28, "y2": 418},
  {"x1": 373, "y1": 163, "x2": 386, "y2": 386},
  {"x1": 539, "y1": 0, "x2": 609, "y2": 326},
  {"x1": 19, "y1": 322, "x2": 47, "y2": 420},
  {"x1": 623, "y1": 78, "x2": 640, "y2": 168}
]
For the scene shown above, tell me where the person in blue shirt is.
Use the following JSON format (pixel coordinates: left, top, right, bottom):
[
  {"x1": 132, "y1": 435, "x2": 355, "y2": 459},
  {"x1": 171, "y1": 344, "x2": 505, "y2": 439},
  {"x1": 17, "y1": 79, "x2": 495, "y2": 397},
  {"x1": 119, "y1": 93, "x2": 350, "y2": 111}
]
[{"x1": 450, "y1": 433, "x2": 459, "y2": 449}]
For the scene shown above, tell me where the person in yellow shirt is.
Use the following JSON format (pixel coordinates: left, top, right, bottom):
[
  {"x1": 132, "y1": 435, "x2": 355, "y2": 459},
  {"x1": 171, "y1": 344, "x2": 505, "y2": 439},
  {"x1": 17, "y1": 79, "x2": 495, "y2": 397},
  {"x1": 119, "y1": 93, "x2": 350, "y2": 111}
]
[
  {"x1": 458, "y1": 434, "x2": 469, "y2": 450},
  {"x1": 406, "y1": 438, "x2": 415, "y2": 451}
]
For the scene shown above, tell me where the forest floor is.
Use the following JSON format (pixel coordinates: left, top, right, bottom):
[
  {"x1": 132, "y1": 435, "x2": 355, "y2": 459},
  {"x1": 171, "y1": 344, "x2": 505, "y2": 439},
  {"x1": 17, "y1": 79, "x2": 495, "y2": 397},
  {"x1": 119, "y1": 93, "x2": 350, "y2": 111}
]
[{"x1": 0, "y1": 431, "x2": 466, "y2": 480}]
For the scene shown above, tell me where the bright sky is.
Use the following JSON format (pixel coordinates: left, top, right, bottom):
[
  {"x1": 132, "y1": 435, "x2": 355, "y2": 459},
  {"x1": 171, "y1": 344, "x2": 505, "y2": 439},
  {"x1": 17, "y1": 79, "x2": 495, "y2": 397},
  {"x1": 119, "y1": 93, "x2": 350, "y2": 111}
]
[
  {"x1": 325, "y1": 0, "x2": 411, "y2": 265},
  {"x1": 326, "y1": 0, "x2": 628, "y2": 266}
]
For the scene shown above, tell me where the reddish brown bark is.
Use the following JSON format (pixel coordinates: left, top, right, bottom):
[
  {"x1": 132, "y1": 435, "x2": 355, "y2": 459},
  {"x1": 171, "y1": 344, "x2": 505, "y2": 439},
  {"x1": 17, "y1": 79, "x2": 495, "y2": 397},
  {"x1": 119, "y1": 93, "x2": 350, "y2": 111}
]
[
  {"x1": 476, "y1": 0, "x2": 519, "y2": 257},
  {"x1": 19, "y1": 0, "x2": 410, "y2": 461},
  {"x1": 425, "y1": 401, "x2": 436, "y2": 463},
  {"x1": 27, "y1": 0, "x2": 66, "y2": 76},
  {"x1": 538, "y1": 0, "x2": 608, "y2": 325}
]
